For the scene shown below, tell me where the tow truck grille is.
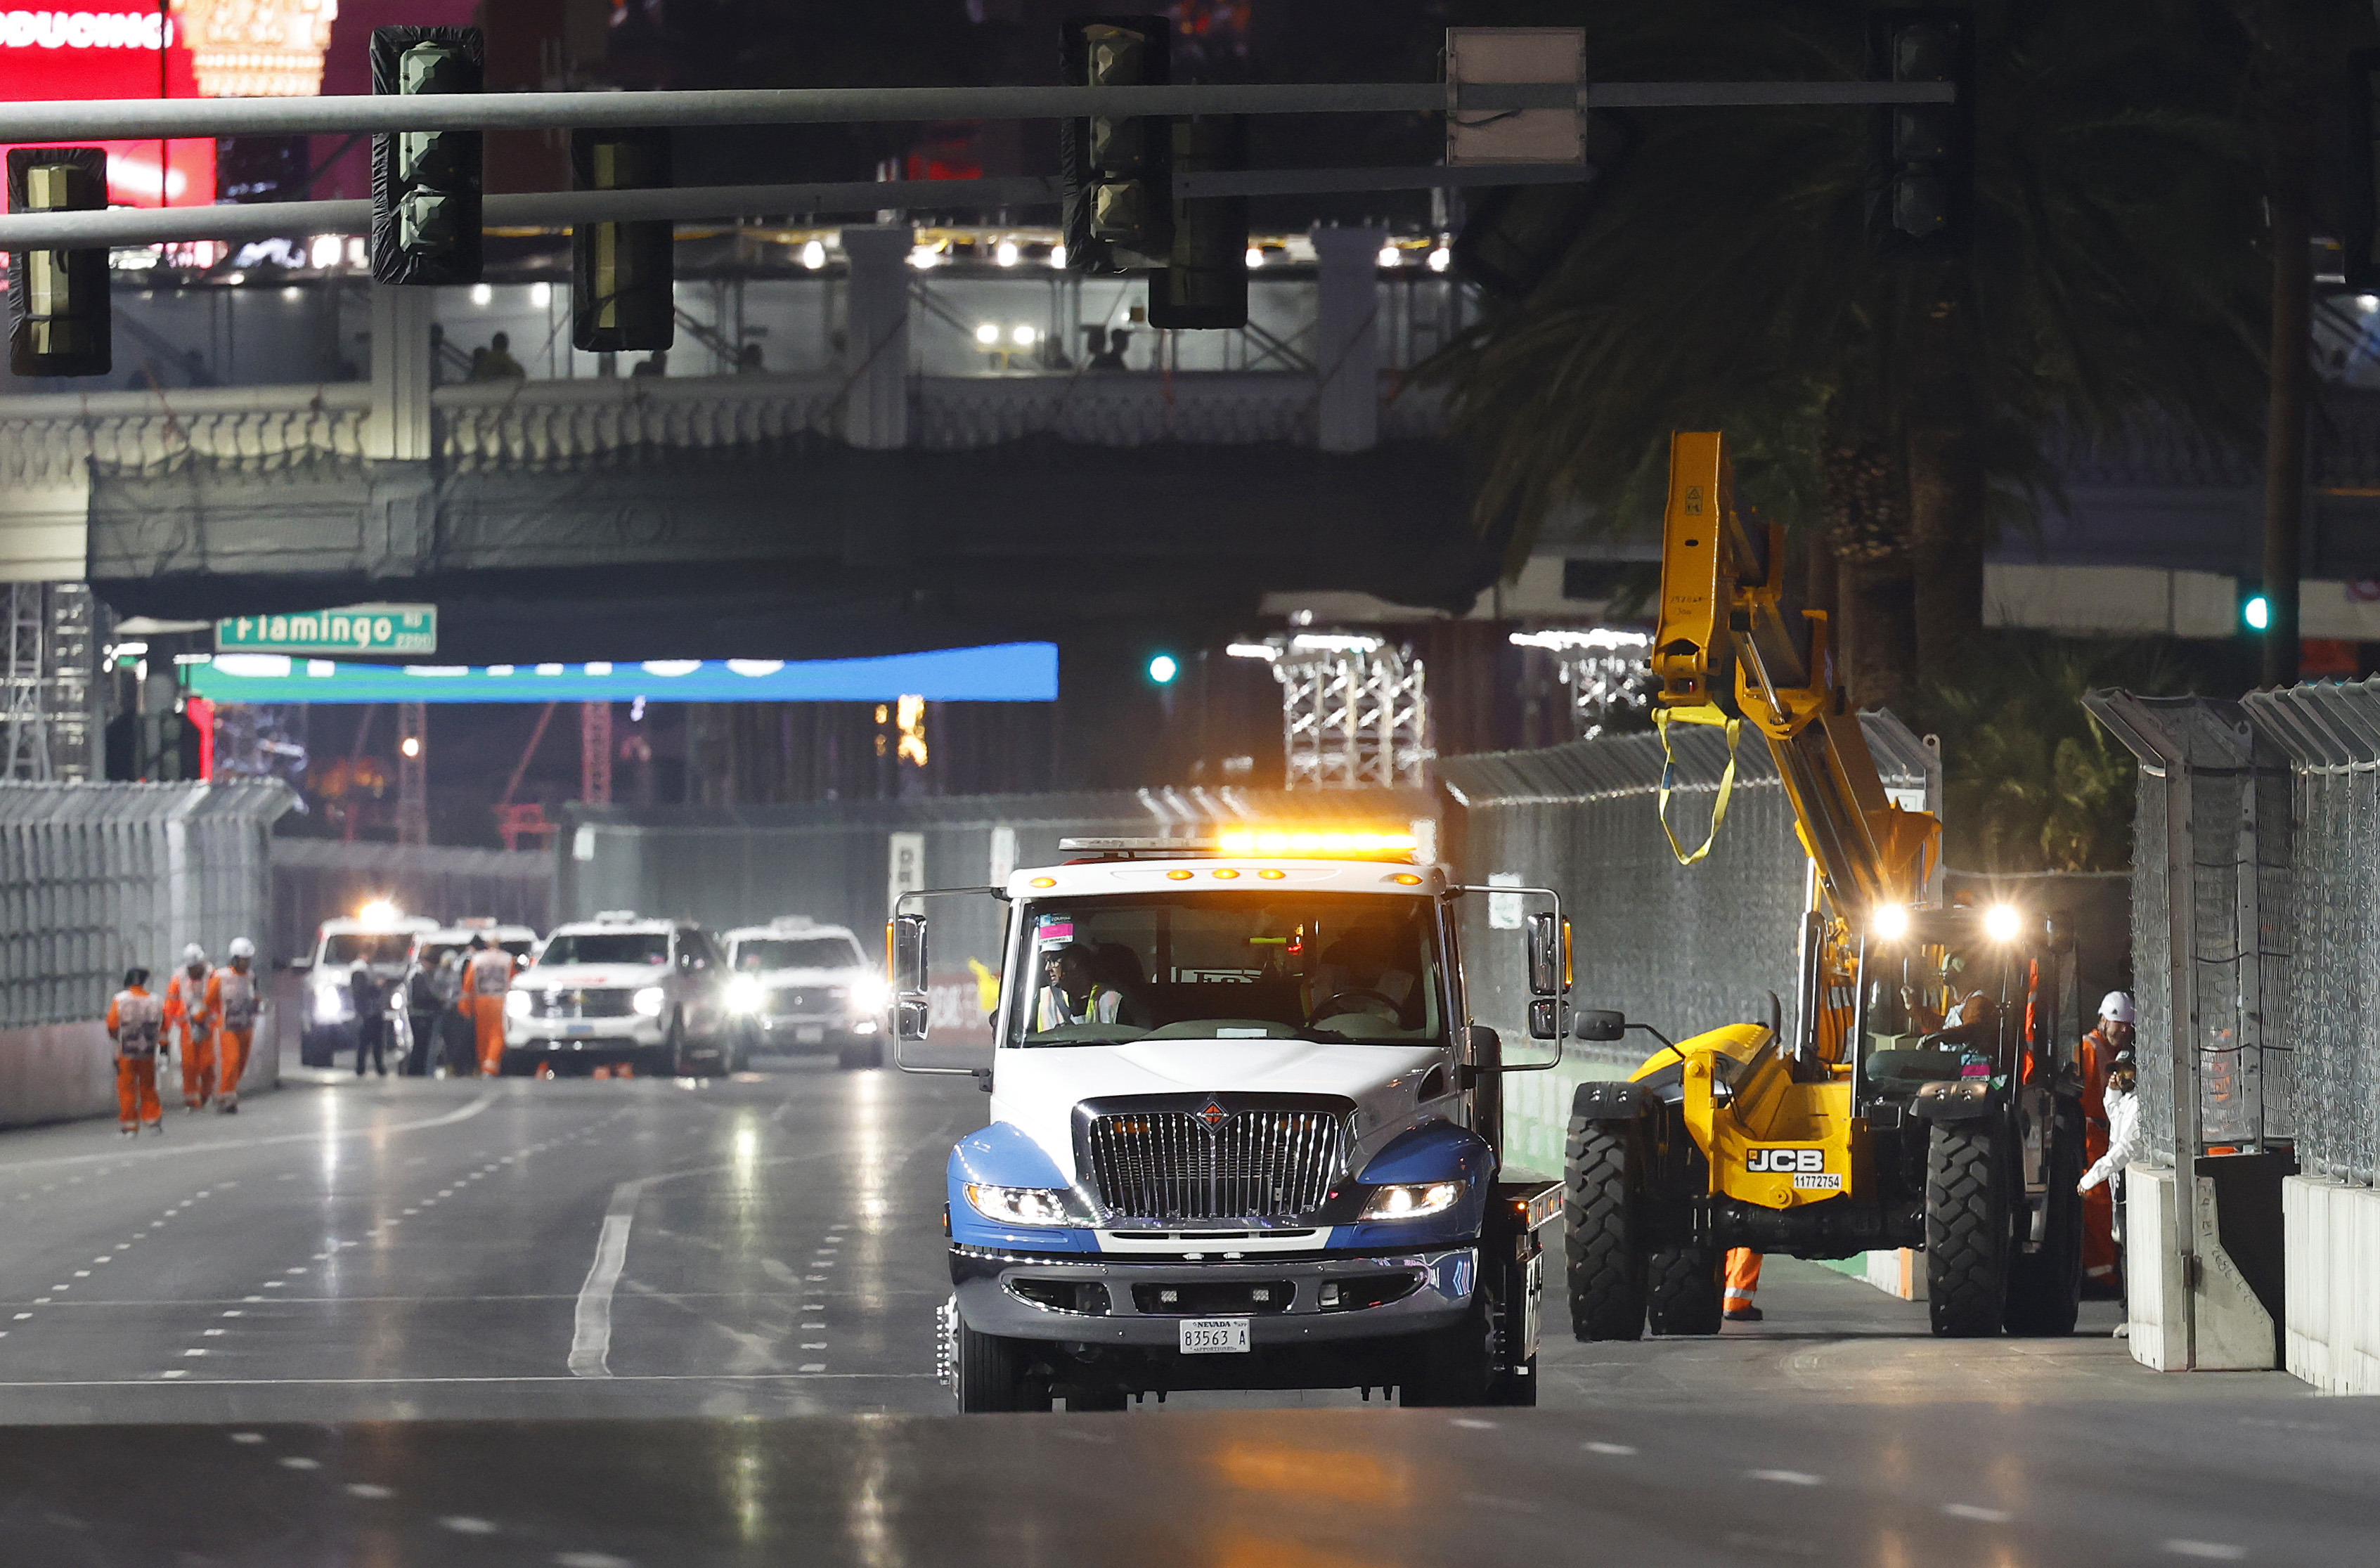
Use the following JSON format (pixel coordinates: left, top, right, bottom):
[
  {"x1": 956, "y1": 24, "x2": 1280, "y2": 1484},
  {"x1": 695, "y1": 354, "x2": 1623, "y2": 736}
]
[{"x1": 1085, "y1": 1110, "x2": 1345, "y2": 1222}]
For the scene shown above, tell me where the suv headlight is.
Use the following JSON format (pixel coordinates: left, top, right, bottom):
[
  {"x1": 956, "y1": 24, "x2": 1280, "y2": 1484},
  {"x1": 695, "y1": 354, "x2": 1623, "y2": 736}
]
[
  {"x1": 504, "y1": 990, "x2": 531, "y2": 1019},
  {"x1": 632, "y1": 986, "x2": 666, "y2": 1018},
  {"x1": 848, "y1": 976, "x2": 889, "y2": 1013},
  {"x1": 1360, "y1": 1181, "x2": 1464, "y2": 1221},
  {"x1": 965, "y1": 1184, "x2": 1077, "y2": 1227},
  {"x1": 726, "y1": 975, "x2": 763, "y2": 1015},
  {"x1": 311, "y1": 983, "x2": 349, "y2": 1023}
]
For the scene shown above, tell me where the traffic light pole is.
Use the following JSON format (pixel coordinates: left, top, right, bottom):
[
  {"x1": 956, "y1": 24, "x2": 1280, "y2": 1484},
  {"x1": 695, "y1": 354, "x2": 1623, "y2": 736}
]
[
  {"x1": 0, "y1": 79, "x2": 1948, "y2": 145},
  {"x1": 0, "y1": 163, "x2": 1599, "y2": 250}
]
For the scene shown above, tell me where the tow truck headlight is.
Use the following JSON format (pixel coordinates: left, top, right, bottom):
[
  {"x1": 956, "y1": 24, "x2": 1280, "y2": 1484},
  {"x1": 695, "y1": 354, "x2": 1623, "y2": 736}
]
[
  {"x1": 632, "y1": 986, "x2": 666, "y2": 1018},
  {"x1": 726, "y1": 976, "x2": 763, "y2": 1015},
  {"x1": 1360, "y1": 1181, "x2": 1464, "y2": 1221},
  {"x1": 504, "y1": 989, "x2": 531, "y2": 1019},
  {"x1": 965, "y1": 1184, "x2": 1076, "y2": 1227},
  {"x1": 311, "y1": 983, "x2": 349, "y2": 1023}
]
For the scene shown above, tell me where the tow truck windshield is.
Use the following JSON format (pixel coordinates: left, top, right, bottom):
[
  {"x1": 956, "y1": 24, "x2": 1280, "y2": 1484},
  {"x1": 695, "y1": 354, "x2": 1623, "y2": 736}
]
[
  {"x1": 540, "y1": 932, "x2": 670, "y2": 967},
  {"x1": 736, "y1": 936, "x2": 863, "y2": 971},
  {"x1": 1007, "y1": 890, "x2": 1446, "y2": 1048}
]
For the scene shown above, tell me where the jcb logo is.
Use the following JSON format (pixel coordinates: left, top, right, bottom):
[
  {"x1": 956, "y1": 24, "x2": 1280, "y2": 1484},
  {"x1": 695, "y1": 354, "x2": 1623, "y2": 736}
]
[{"x1": 1747, "y1": 1148, "x2": 1825, "y2": 1174}]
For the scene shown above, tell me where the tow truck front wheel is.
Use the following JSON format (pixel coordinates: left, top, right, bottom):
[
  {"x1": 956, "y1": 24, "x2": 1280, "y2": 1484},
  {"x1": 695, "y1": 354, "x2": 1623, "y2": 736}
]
[
  {"x1": 1398, "y1": 1303, "x2": 1494, "y2": 1407},
  {"x1": 955, "y1": 1319, "x2": 1050, "y2": 1413}
]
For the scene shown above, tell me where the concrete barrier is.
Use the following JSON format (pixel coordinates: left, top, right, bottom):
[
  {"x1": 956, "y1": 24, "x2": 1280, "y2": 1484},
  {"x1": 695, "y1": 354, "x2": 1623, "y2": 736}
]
[
  {"x1": 0, "y1": 1001, "x2": 280, "y2": 1132},
  {"x1": 2124, "y1": 1162, "x2": 2278, "y2": 1371},
  {"x1": 2283, "y1": 1176, "x2": 2380, "y2": 1394}
]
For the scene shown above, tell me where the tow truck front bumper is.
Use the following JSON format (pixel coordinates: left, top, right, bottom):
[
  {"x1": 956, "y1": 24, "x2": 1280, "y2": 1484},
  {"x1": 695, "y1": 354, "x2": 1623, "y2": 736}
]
[{"x1": 949, "y1": 1244, "x2": 1477, "y2": 1347}]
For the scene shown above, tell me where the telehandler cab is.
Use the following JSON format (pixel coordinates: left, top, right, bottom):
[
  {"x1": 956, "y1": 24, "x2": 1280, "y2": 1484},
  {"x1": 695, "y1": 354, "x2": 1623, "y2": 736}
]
[{"x1": 1564, "y1": 433, "x2": 2087, "y2": 1340}]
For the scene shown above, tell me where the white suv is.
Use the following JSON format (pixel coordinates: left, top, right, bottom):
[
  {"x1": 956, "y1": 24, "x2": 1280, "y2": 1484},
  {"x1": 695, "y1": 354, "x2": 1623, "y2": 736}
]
[
  {"x1": 721, "y1": 917, "x2": 888, "y2": 1069},
  {"x1": 503, "y1": 911, "x2": 735, "y2": 1076}
]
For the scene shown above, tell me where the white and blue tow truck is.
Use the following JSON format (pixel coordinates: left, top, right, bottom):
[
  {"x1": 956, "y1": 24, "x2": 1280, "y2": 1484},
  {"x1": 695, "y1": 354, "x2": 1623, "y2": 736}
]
[{"x1": 892, "y1": 833, "x2": 1569, "y2": 1411}]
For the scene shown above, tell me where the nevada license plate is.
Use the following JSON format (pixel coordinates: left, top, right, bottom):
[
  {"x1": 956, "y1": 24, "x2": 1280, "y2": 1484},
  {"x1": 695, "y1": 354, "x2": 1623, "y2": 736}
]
[
  {"x1": 564, "y1": 1023, "x2": 595, "y2": 1037},
  {"x1": 1179, "y1": 1318, "x2": 1250, "y2": 1354},
  {"x1": 795, "y1": 1025, "x2": 825, "y2": 1044}
]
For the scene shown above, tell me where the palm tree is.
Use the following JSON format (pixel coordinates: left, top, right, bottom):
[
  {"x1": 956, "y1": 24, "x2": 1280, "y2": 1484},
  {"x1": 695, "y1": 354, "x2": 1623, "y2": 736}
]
[{"x1": 1426, "y1": 0, "x2": 2268, "y2": 713}]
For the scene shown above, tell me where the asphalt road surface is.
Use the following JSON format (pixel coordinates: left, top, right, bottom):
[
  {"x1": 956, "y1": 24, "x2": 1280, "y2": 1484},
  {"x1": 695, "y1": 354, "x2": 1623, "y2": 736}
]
[{"x1": 0, "y1": 1062, "x2": 2365, "y2": 1566}]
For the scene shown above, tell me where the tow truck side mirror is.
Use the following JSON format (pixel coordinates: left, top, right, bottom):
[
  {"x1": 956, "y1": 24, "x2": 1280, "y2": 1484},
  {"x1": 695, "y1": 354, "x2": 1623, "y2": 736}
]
[
  {"x1": 1525, "y1": 912, "x2": 1564, "y2": 997},
  {"x1": 1573, "y1": 1009, "x2": 1626, "y2": 1042},
  {"x1": 1527, "y1": 997, "x2": 1567, "y2": 1041},
  {"x1": 892, "y1": 914, "x2": 930, "y2": 1042}
]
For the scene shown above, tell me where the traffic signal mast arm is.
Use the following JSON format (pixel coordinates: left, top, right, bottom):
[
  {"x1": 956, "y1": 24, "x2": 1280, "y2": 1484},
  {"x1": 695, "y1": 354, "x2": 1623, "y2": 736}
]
[{"x1": 1650, "y1": 431, "x2": 1938, "y2": 924}]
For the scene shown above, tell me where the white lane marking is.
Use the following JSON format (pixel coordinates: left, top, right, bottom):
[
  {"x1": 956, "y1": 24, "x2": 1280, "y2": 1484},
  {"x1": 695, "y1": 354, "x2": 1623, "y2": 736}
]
[
  {"x1": 800, "y1": 1343, "x2": 827, "y2": 1350},
  {"x1": 569, "y1": 1211, "x2": 635, "y2": 1379},
  {"x1": 555, "y1": 1553, "x2": 635, "y2": 1568},
  {"x1": 2162, "y1": 1545, "x2": 2245, "y2": 1562},
  {"x1": 1751, "y1": 1470, "x2": 1823, "y2": 1486},
  {"x1": 202, "y1": 1329, "x2": 225, "y2": 1337},
  {"x1": 798, "y1": 1363, "x2": 826, "y2": 1372},
  {"x1": 158, "y1": 1369, "x2": 187, "y2": 1379},
  {"x1": 440, "y1": 1517, "x2": 498, "y2": 1535},
  {"x1": 278, "y1": 1456, "x2": 319, "y2": 1470},
  {"x1": 228, "y1": 1432, "x2": 264, "y2": 1443},
  {"x1": 0, "y1": 1092, "x2": 499, "y2": 1174},
  {"x1": 1450, "y1": 1418, "x2": 1497, "y2": 1430},
  {"x1": 1944, "y1": 1504, "x2": 2012, "y2": 1524},
  {"x1": 344, "y1": 1483, "x2": 395, "y2": 1499}
]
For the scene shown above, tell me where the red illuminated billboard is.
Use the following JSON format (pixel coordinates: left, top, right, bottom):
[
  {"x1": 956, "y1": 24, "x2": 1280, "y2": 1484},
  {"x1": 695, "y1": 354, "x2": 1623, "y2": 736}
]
[{"x1": 0, "y1": 1, "x2": 213, "y2": 206}]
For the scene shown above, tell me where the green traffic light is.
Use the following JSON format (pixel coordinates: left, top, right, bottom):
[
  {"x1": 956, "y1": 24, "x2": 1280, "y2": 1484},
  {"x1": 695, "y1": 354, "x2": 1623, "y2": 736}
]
[
  {"x1": 2243, "y1": 594, "x2": 2270, "y2": 633},
  {"x1": 1147, "y1": 654, "x2": 1179, "y2": 685}
]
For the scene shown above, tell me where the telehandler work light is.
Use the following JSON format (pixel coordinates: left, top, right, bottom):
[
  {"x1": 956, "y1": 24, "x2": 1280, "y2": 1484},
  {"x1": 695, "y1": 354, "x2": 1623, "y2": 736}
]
[
  {"x1": 1869, "y1": 902, "x2": 1912, "y2": 941},
  {"x1": 1982, "y1": 903, "x2": 2023, "y2": 943},
  {"x1": 7, "y1": 148, "x2": 109, "y2": 378}
]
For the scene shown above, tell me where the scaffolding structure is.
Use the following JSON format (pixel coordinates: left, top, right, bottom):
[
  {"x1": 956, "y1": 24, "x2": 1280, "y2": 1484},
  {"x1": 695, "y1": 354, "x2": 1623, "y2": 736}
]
[
  {"x1": 1508, "y1": 627, "x2": 1655, "y2": 740},
  {"x1": 0, "y1": 583, "x2": 99, "y2": 783},
  {"x1": 1236, "y1": 633, "x2": 1432, "y2": 790}
]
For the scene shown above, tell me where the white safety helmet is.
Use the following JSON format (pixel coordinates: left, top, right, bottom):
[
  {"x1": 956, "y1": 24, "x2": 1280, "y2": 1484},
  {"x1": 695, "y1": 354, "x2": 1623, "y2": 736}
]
[
  {"x1": 182, "y1": 943, "x2": 206, "y2": 966},
  {"x1": 228, "y1": 937, "x2": 257, "y2": 961},
  {"x1": 2098, "y1": 990, "x2": 2136, "y2": 1025}
]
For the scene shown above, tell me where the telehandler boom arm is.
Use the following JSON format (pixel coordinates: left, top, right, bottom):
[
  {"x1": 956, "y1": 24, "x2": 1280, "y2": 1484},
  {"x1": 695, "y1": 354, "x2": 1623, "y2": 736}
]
[{"x1": 1649, "y1": 432, "x2": 1937, "y2": 926}]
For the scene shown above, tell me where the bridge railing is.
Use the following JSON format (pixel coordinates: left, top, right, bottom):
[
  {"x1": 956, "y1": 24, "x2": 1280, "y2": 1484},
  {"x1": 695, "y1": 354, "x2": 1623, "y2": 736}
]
[{"x1": 0, "y1": 370, "x2": 1448, "y2": 479}]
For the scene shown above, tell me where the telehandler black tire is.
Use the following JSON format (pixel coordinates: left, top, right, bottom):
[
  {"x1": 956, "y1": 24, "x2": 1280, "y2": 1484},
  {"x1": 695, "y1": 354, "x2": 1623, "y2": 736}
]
[
  {"x1": 2005, "y1": 1099, "x2": 2085, "y2": 1335},
  {"x1": 1926, "y1": 1119, "x2": 2011, "y2": 1337},
  {"x1": 1565, "y1": 1115, "x2": 1648, "y2": 1340},
  {"x1": 1645, "y1": 1245, "x2": 1723, "y2": 1335}
]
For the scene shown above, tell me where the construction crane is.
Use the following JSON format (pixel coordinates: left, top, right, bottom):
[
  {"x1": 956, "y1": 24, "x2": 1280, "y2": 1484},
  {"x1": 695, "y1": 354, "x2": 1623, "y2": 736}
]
[{"x1": 1563, "y1": 432, "x2": 2088, "y2": 1340}]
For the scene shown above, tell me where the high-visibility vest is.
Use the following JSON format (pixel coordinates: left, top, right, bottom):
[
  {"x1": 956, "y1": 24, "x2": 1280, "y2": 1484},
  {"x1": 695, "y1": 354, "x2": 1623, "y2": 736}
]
[
  {"x1": 209, "y1": 966, "x2": 259, "y2": 1031},
  {"x1": 164, "y1": 970, "x2": 212, "y2": 1039},
  {"x1": 110, "y1": 989, "x2": 164, "y2": 1056},
  {"x1": 465, "y1": 949, "x2": 515, "y2": 997}
]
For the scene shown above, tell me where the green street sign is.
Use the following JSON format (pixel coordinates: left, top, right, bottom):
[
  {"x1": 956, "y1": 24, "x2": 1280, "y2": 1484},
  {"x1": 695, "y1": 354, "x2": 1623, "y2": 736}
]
[{"x1": 216, "y1": 604, "x2": 436, "y2": 656}]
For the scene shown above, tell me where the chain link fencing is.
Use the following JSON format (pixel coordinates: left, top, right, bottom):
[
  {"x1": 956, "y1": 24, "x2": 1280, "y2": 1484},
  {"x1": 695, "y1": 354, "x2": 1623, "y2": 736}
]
[
  {"x1": 0, "y1": 780, "x2": 293, "y2": 1032},
  {"x1": 1442, "y1": 715, "x2": 1937, "y2": 1180}
]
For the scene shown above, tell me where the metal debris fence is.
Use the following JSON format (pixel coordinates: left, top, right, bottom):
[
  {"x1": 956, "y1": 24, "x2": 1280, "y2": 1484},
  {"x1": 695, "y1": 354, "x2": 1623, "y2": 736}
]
[
  {"x1": 2237, "y1": 684, "x2": 2380, "y2": 1185},
  {"x1": 1441, "y1": 714, "x2": 1938, "y2": 1179},
  {"x1": 0, "y1": 781, "x2": 294, "y2": 1030},
  {"x1": 269, "y1": 838, "x2": 555, "y2": 962}
]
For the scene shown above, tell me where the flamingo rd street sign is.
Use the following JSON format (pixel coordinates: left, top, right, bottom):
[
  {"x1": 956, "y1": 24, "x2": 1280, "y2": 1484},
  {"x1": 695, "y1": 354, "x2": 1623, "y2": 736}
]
[{"x1": 216, "y1": 604, "x2": 436, "y2": 656}]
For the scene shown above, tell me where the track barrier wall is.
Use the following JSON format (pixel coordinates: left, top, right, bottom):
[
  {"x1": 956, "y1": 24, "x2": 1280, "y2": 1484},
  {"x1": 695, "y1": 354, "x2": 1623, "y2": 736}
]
[
  {"x1": 1440, "y1": 714, "x2": 1938, "y2": 1182},
  {"x1": 0, "y1": 781, "x2": 295, "y2": 1128},
  {"x1": 2093, "y1": 684, "x2": 2380, "y2": 1384}
]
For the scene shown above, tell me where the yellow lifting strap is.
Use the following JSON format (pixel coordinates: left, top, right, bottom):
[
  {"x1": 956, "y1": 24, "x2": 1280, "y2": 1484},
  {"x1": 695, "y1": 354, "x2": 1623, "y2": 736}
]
[{"x1": 1654, "y1": 705, "x2": 1742, "y2": 866}]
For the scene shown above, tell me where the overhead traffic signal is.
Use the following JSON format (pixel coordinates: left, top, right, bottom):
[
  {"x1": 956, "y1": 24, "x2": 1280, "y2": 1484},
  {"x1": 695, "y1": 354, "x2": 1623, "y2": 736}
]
[
  {"x1": 1866, "y1": 8, "x2": 1973, "y2": 259},
  {"x1": 1146, "y1": 113, "x2": 1247, "y2": 330},
  {"x1": 2346, "y1": 49, "x2": 2380, "y2": 288},
  {"x1": 1061, "y1": 16, "x2": 1174, "y2": 274},
  {"x1": 571, "y1": 127, "x2": 674, "y2": 353},
  {"x1": 371, "y1": 25, "x2": 484, "y2": 286},
  {"x1": 6, "y1": 147, "x2": 109, "y2": 377}
]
